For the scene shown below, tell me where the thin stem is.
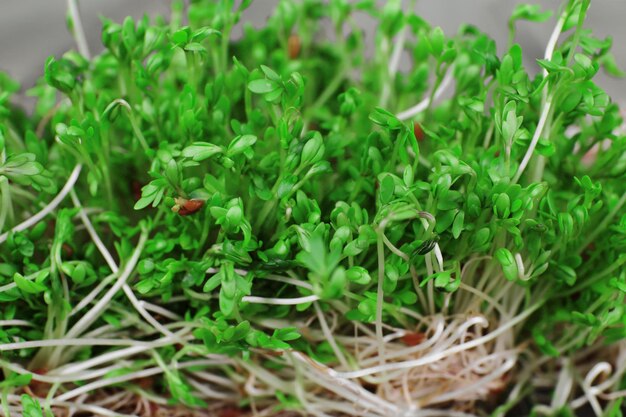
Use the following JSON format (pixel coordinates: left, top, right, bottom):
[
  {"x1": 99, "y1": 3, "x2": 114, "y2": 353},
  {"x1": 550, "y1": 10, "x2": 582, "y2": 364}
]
[
  {"x1": 308, "y1": 67, "x2": 347, "y2": 115},
  {"x1": 72, "y1": 193, "x2": 173, "y2": 336},
  {"x1": 333, "y1": 302, "x2": 542, "y2": 379},
  {"x1": 375, "y1": 230, "x2": 386, "y2": 370},
  {"x1": 68, "y1": 273, "x2": 116, "y2": 316},
  {"x1": 49, "y1": 331, "x2": 190, "y2": 376},
  {"x1": 0, "y1": 320, "x2": 33, "y2": 327},
  {"x1": 512, "y1": 8, "x2": 566, "y2": 184},
  {"x1": 380, "y1": 20, "x2": 409, "y2": 108},
  {"x1": 396, "y1": 68, "x2": 454, "y2": 121},
  {"x1": 242, "y1": 294, "x2": 319, "y2": 305},
  {"x1": 0, "y1": 338, "x2": 149, "y2": 352},
  {"x1": 577, "y1": 192, "x2": 626, "y2": 252},
  {"x1": 0, "y1": 164, "x2": 82, "y2": 245},
  {"x1": 65, "y1": 228, "x2": 148, "y2": 339},
  {"x1": 512, "y1": 99, "x2": 553, "y2": 184},
  {"x1": 67, "y1": 0, "x2": 90, "y2": 59},
  {"x1": 6, "y1": 395, "x2": 136, "y2": 417},
  {"x1": 314, "y1": 302, "x2": 349, "y2": 369},
  {"x1": 0, "y1": 178, "x2": 11, "y2": 234},
  {"x1": 55, "y1": 366, "x2": 163, "y2": 402}
]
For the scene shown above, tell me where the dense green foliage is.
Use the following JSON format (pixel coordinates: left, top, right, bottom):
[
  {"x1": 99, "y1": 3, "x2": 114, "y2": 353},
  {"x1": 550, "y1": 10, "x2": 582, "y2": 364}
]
[{"x1": 1, "y1": 0, "x2": 625, "y2": 415}]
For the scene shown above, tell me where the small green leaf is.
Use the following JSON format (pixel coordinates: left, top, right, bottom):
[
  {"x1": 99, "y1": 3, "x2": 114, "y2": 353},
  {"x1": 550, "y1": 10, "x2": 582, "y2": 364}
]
[
  {"x1": 260, "y1": 65, "x2": 280, "y2": 81},
  {"x1": 429, "y1": 27, "x2": 445, "y2": 56},
  {"x1": 172, "y1": 28, "x2": 190, "y2": 46},
  {"x1": 495, "y1": 248, "x2": 518, "y2": 281},
  {"x1": 346, "y1": 266, "x2": 371, "y2": 285},
  {"x1": 510, "y1": 4, "x2": 552, "y2": 23},
  {"x1": 379, "y1": 175, "x2": 395, "y2": 204},
  {"x1": 21, "y1": 395, "x2": 43, "y2": 417},
  {"x1": 274, "y1": 327, "x2": 301, "y2": 341},
  {"x1": 184, "y1": 42, "x2": 207, "y2": 53},
  {"x1": 277, "y1": 175, "x2": 298, "y2": 199},
  {"x1": 228, "y1": 134, "x2": 257, "y2": 156},
  {"x1": 182, "y1": 142, "x2": 223, "y2": 161},
  {"x1": 14, "y1": 273, "x2": 46, "y2": 294},
  {"x1": 248, "y1": 79, "x2": 278, "y2": 94},
  {"x1": 452, "y1": 211, "x2": 465, "y2": 239}
]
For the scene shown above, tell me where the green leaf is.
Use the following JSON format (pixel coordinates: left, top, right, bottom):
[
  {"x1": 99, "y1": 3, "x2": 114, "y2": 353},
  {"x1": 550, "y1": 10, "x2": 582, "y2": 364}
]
[
  {"x1": 346, "y1": 266, "x2": 371, "y2": 285},
  {"x1": 134, "y1": 196, "x2": 155, "y2": 210},
  {"x1": 599, "y1": 53, "x2": 625, "y2": 77},
  {"x1": 495, "y1": 248, "x2": 518, "y2": 281},
  {"x1": 510, "y1": 4, "x2": 552, "y2": 23},
  {"x1": 14, "y1": 273, "x2": 46, "y2": 294},
  {"x1": 0, "y1": 373, "x2": 32, "y2": 389},
  {"x1": 277, "y1": 175, "x2": 298, "y2": 199},
  {"x1": 182, "y1": 142, "x2": 223, "y2": 161},
  {"x1": 428, "y1": 27, "x2": 445, "y2": 56},
  {"x1": 260, "y1": 65, "x2": 280, "y2": 81},
  {"x1": 184, "y1": 42, "x2": 207, "y2": 53},
  {"x1": 379, "y1": 175, "x2": 395, "y2": 204},
  {"x1": 248, "y1": 79, "x2": 278, "y2": 94},
  {"x1": 228, "y1": 134, "x2": 257, "y2": 156},
  {"x1": 301, "y1": 133, "x2": 325, "y2": 166},
  {"x1": 273, "y1": 327, "x2": 301, "y2": 341},
  {"x1": 172, "y1": 28, "x2": 190, "y2": 46},
  {"x1": 452, "y1": 210, "x2": 465, "y2": 239},
  {"x1": 21, "y1": 395, "x2": 43, "y2": 417}
]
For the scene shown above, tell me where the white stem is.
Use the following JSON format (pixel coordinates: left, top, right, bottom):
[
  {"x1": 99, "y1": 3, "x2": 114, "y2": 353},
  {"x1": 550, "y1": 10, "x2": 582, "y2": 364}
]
[
  {"x1": 0, "y1": 338, "x2": 149, "y2": 351},
  {"x1": 1, "y1": 360, "x2": 129, "y2": 384},
  {"x1": 380, "y1": 26, "x2": 408, "y2": 107},
  {"x1": 314, "y1": 302, "x2": 349, "y2": 369},
  {"x1": 551, "y1": 359, "x2": 574, "y2": 409},
  {"x1": 358, "y1": 318, "x2": 445, "y2": 367},
  {"x1": 122, "y1": 285, "x2": 174, "y2": 336},
  {"x1": 600, "y1": 389, "x2": 626, "y2": 400},
  {"x1": 187, "y1": 377, "x2": 238, "y2": 400},
  {"x1": 67, "y1": 0, "x2": 90, "y2": 59},
  {"x1": 6, "y1": 395, "x2": 135, "y2": 417},
  {"x1": 65, "y1": 228, "x2": 148, "y2": 339},
  {"x1": 55, "y1": 358, "x2": 230, "y2": 402},
  {"x1": 55, "y1": 366, "x2": 163, "y2": 402},
  {"x1": 192, "y1": 370, "x2": 239, "y2": 390},
  {"x1": 70, "y1": 190, "x2": 117, "y2": 270},
  {"x1": 512, "y1": 99, "x2": 553, "y2": 183},
  {"x1": 68, "y1": 273, "x2": 116, "y2": 316},
  {"x1": 141, "y1": 300, "x2": 182, "y2": 320},
  {"x1": 457, "y1": 282, "x2": 507, "y2": 317},
  {"x1": 49, "y1": 331, "x2": 190, "y2": 376},
  {"x1": 332, "y1": 303, "x2": 540, "y2": 379},
  {"x1": 432, "y1": 358, "x2": 516, "y2": 403},
  {"x1": 71, "y1": 191, "x2": 175, "y2": 336},
  {"x1": 543, "y1": 12, "x2": 567, "y2": 78},
  {"x1": 0, "y1": 320, "x2": 33, "y2": 327},
  {"x1": 291, "y1": 351, "x2": 399, "y2": 415},
  {"x1": 0, "y1": 164, "x2": 82, "y2": 245},
  {"x1": 264, "y1": 274, "x2": 314, "y2": 290},
  {"x1": 433, "y1": 243, "x2": 444, "y2": 270},
  {"x1": 242, "y1": 294, "x2": 319, "y2": 305},
  {"x1": 396, "y1": 69, "x2": 454, "y2": 121},
  {"x1": 584, "y1": 362, "x2": 613, "y2": 394},
  {"x1": 375, "y1": 232, "x2": 386, "y2": 370},
  {"x1": 388, "y1": 28, "x2": 407, "y2": 76},
  {"x1": 513, "y1": 10, "x2": 565, "y2": 183}
]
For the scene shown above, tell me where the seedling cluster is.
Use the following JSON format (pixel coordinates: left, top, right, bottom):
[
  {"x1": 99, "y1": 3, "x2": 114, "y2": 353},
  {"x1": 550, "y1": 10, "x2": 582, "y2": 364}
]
[{"x1": 1, "y1": 0, "x2": 625, "y2": 416}]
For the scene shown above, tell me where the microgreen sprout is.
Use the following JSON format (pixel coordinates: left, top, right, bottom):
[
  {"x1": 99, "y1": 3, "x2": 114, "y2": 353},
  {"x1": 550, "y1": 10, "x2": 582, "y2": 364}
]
[{"x1": 1, "y1": 0, "x2": 626, "y2": 416}]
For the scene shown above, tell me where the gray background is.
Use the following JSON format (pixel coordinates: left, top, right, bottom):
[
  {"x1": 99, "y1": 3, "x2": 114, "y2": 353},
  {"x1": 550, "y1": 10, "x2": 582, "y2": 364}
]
[{"x1": 1, "y1": 0, "x2": 624, "y2": 100}]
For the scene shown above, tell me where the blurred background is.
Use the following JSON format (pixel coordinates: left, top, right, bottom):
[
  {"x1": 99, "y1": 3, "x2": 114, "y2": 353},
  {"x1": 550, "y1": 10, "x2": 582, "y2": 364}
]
[{"x1": 1, "y1": 0, "x2": 624, "y2": 101}]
